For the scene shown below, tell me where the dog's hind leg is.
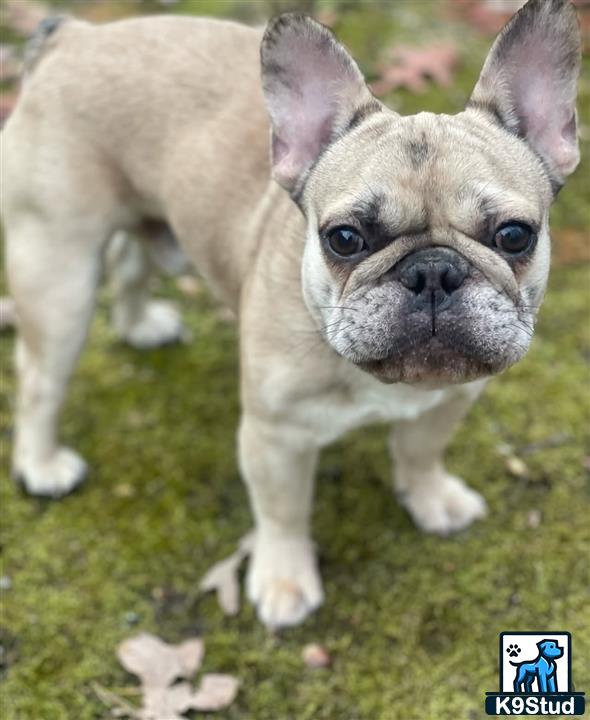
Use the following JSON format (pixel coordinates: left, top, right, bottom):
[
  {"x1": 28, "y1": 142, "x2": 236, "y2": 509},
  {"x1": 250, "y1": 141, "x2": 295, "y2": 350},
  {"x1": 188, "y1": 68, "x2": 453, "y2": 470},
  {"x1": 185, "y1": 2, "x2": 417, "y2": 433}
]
[
  {"x1": 514, "y1": 666, "x2": 528, "y2": 693},
  {"x1": 6, "y1": 214, "x2": 105, "y2": 497},
  {"x1": 106, "y1": 228, "x2": 186, "y2": 350},
  {"x1": 525, "y1": 676, "x2": 536, "y2": 693}
]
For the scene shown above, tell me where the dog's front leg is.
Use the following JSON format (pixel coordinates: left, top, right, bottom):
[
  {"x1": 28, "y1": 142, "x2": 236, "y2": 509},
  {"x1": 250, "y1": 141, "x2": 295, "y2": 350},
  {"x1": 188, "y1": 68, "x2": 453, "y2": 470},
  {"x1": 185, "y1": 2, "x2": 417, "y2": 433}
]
[
  {"x1": 389, "y1": 388, "x2": 488, "y2": 535},
  {"x1": 238, "y1": 414, "x2": 323, "y2": 629}
]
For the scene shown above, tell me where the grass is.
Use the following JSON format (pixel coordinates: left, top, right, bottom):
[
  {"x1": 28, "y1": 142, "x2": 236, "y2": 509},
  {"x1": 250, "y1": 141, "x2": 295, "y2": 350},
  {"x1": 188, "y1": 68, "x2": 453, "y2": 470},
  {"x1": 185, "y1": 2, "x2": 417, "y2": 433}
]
[{"x1": 1, "y1": 2, "x2": 589, "y2": 719}]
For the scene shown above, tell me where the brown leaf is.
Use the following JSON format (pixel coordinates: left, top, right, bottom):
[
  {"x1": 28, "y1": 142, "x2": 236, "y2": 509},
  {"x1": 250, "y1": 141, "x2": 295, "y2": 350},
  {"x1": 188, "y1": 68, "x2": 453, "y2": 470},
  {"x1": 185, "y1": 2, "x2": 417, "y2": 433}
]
[
  {"x1": 114, "y1": 633, "x2": 239, "y2": 717},
  {"x1": 117, "y1": 633, "x2": 204, "y2": 689},
  {"x1": 3, "y1": 0, "x2": 49, "y2": 36},
  {"x1": 189, "y1": 674, "x2": 240, "y2": 712},
  {"x1": 0, "y1": 45, "x2": 21, "y2": 83},
  {"x1": 200, "y1": 531, "x2": 254, "y2": 616},
  {"x1": 446, "y1": 0, "x2": 518, "y2": 36},
  {"x1": 302, "y1": 643, "x2": 331, "y2": 669},
  {"x1": 371, "y1": 43, "x2": 458, "y2": 96},
  {"x1": 141, "y1": 684, "x2": 193, "y2": 720}
]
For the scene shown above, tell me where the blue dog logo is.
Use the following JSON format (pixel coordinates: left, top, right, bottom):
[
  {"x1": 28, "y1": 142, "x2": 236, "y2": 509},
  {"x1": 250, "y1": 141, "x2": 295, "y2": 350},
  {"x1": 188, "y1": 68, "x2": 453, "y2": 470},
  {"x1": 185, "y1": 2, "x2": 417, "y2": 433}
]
[
  {"x1": 509, "y1": 639, "x2": 563, "y2": 693},
  {"x1": 485, "y1": 631, "x2": 586, "y2": 715}
]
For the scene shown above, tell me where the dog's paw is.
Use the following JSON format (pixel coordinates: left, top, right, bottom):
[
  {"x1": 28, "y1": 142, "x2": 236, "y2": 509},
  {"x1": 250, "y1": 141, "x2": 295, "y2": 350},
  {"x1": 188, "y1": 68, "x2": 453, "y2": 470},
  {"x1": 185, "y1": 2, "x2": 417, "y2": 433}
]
[
  {"x1": 121, "y1": 300, "x2": 185, "y2": 349},
  {"x1": 246, "y1": 535, "x2": 324, "y2": 629},
  {"x1": 15, "y1": 447, "x2": 88, "y2": 498},
  {"x1": 401, "y1": 474, "x2": 487, "y2": 535}
]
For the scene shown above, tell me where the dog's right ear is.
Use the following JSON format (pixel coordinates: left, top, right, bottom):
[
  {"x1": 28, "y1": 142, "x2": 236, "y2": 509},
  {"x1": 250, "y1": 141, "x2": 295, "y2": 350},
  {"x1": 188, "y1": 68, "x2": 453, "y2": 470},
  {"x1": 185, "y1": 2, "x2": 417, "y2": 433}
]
[{"x1": 261, "y1": 14, "x2": 380, "y2": 195}]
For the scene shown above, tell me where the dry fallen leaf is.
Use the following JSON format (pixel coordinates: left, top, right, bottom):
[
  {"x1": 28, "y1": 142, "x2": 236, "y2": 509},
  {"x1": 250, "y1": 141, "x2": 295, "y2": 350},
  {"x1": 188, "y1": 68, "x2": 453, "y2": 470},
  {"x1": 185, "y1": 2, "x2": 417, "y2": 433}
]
[
  {"x1": 190, "y1": 674, "x2": 240, "y2": 711},
  {"x1": 200, "y1": 531, "x2": 255, "y2": 615},
  {"x1": 3, "y1": 0, "x2": 49, "y2": 36},
  {"x1": 446, "y1": 0, "x2": 519, "y2": 35},
  {"x1": 0, "y1": 45, "x2": 21, "y2": 84},
  {"x1": 371, "y1": 43, "x2": 459, "y2": 96},
  {"x1": 117, "y1": 633, "x2": 204, "y2": 689},
  {"x1": 302, "y1": 643, "x2": 331, "y2": 669},
  {"x1": 113, "y1": 632, "x2": 239, "y2": 718},
  {"x1": 141, "y1": 684, "x2": 193, "y2": 720},
  {"x1": 505, "y1": 456, "x2": 529, "y2": 479}
]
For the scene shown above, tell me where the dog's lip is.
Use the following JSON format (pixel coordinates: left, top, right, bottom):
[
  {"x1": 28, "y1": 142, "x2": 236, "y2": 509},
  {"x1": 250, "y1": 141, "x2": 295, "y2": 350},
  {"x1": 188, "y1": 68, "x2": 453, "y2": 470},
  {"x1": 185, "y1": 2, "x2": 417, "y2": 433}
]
[{"x1": 354, "y1": 339, "x2": 496, "y2": 386}]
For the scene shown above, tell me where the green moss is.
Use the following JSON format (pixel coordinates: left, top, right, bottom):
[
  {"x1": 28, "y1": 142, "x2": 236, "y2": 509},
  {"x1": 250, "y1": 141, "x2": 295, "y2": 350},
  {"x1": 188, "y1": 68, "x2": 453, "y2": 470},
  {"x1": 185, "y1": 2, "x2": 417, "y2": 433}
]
[
  {"x1": 1, "y1": 2, "x2": 589, "y2": 718},
  {"x1": 2, "y1": 264, "x2": 588, "y2": 720}
]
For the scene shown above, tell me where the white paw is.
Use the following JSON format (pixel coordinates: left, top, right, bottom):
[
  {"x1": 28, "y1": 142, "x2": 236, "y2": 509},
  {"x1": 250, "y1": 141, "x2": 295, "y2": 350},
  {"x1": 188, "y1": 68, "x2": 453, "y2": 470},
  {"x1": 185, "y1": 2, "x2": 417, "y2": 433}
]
[
  {"x1": 15, "y1": 447, "x2": 88, "y2": 498},
  {"x1": 401, "y1": 474, "x2": 487, "y2": 535},
  {"x1": 246, "y1": 535, "x2": 324, "y2": 629},
  {"x1": 122, "y1": 300, "x2": 185, "y2": 349}
]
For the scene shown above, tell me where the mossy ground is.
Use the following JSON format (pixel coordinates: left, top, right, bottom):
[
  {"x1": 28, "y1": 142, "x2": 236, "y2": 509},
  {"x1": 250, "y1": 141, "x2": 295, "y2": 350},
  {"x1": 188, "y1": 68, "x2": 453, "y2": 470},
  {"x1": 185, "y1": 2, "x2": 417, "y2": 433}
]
[{"x1": 1, "y1": 2, "x2": 589, "y2": 719}]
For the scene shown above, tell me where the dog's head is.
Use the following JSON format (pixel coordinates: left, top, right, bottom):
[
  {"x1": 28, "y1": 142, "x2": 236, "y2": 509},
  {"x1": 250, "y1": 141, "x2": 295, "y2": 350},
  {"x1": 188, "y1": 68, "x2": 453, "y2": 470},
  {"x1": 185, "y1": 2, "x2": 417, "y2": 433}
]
[
  {"x1": 260, "y1": 0, "x2": 580, "y2": 385},
  {"x1": 537, "y1": 639, "x2": 564, "y2": 659}
]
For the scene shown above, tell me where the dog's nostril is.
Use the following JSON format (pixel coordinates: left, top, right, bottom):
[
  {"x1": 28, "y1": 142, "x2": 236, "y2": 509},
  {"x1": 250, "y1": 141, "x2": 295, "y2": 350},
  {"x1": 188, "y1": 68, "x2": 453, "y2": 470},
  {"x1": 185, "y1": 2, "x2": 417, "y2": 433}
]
[
  {"x1": 400, "y1": 266, "x2": 426, "y2": 294},
  {"x1": 400, "y1": 261, "x2": 465, "y2": 297},
  {"x1": 441, "y1": 265, "x2": 465, "y2": 294}
]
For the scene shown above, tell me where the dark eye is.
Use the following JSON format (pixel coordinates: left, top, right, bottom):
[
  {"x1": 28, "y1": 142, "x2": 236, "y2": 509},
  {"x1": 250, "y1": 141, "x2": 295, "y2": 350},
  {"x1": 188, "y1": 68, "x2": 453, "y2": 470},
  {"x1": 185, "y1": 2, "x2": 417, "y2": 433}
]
[
  {"x1": 494, "y1": 223, "x2": 535, "y2": 254},
  {"x1": 327, "y1": 226, "x2": 366, "y2": 257}
]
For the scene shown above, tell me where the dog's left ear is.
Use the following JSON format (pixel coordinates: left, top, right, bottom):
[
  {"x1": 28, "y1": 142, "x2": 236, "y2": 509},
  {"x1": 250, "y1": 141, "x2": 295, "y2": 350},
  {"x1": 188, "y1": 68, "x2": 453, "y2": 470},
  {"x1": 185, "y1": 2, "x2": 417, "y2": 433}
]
[
  {"x1": 261, "y1": 14, "x2": 380, "y2": 194},
  {"x1": 469, "y1": 0, "x2": 581, "y2": 186}
]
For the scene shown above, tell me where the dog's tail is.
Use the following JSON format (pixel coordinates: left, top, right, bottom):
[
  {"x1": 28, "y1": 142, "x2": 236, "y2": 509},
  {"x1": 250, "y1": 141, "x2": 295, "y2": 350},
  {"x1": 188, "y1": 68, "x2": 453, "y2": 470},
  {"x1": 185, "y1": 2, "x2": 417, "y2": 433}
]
[{"x1": 23, "y1": 15, "x2": 69, "y2": 76}]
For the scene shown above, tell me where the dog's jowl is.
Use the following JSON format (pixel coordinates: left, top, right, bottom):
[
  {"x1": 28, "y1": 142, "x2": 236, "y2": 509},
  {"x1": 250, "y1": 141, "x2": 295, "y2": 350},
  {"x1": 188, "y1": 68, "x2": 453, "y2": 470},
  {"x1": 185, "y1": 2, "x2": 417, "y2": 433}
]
[{"x1": 0, "y1": 0, "x2": 581, "y2": 628}]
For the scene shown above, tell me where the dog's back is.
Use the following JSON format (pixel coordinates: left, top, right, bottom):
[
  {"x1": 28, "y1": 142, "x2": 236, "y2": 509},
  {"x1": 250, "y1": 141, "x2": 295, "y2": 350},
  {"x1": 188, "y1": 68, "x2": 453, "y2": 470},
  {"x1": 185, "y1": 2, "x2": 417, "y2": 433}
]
[{"x1": 2, "y1": 15, "x2": 272, "y2": 305}]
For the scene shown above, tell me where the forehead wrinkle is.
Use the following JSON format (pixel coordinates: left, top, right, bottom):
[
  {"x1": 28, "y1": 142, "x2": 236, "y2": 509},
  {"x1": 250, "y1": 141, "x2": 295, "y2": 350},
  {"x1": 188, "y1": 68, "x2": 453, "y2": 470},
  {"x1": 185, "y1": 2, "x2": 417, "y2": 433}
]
[
  {"x1": 457, "y1": 180, "x2": 542, "y2": 228},
  {"x1": 319, "y1": 184, "x2": 426, "y2": 240}
]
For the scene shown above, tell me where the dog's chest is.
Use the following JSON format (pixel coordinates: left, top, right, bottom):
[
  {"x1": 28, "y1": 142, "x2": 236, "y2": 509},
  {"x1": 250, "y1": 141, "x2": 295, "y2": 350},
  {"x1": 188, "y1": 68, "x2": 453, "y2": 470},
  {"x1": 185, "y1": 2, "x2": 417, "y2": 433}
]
[{"x1": 291, "y1": 374, "x2": 453, "y2": 446}]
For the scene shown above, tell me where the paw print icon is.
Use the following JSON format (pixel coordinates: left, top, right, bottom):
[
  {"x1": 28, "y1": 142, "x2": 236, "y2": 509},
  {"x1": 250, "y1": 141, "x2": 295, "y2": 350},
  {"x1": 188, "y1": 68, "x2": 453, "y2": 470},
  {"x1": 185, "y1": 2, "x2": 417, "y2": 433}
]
[{"x1": 506, "y1": 644, "x2": 521, "y2": 658}]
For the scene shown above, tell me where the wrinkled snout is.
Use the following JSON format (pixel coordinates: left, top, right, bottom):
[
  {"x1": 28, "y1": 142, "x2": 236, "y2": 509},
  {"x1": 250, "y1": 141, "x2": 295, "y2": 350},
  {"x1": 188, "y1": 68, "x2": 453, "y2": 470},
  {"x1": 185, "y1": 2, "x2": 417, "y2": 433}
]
[{"x1": 393, "y1": 247, "x2": 469, "y2": 312}]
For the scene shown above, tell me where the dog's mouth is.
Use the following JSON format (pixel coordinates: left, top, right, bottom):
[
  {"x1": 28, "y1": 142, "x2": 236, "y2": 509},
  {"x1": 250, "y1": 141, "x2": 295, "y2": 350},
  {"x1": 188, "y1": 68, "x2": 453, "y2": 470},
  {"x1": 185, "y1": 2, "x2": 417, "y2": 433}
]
[
  {"x1": 356, "y1": 337, "x2": 496, "y2": 386},
  {"x1": 345, "y1": 300, "x2": 528, "y2": 385},
  {"x1": 319, "y1": 265, "x2": 533, "y2": 386}
]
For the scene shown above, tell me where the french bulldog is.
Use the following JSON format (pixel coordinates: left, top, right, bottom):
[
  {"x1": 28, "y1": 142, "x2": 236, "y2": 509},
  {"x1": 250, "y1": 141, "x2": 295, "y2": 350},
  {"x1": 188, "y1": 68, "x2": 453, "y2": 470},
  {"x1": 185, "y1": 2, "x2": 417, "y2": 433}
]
[{"x1": 0, "y1": 0, "x2": 581, "y2": 628}]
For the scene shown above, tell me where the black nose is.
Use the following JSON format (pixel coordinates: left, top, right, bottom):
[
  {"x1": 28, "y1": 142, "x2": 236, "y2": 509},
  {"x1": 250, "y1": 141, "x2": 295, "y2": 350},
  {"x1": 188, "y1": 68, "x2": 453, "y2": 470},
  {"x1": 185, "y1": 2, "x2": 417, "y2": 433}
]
[{"x1": 396, "y1": 248, "x2": 468, "y2": 303}]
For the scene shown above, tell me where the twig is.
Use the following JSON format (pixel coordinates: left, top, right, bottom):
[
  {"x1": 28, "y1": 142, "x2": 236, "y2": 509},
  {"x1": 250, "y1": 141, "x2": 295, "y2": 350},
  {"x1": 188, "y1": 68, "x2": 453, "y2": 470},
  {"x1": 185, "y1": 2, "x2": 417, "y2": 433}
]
[{"x1": 91, "y1": 682, "x2": 141, "y2": 719}]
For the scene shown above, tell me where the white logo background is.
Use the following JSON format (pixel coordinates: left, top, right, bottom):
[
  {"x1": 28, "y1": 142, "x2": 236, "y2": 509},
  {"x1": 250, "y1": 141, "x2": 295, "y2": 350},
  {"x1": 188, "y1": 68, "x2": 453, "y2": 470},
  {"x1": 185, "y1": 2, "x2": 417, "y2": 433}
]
[{"x1": 501, "y1": 633, "x2": 570, "y2": 693}]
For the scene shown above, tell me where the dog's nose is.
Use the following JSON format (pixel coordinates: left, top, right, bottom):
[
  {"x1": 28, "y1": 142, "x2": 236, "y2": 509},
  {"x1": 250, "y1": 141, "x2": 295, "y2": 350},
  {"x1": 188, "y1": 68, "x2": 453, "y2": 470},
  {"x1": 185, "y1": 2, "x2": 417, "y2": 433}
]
[{"x1": 395, "y1": 248, "x2": 468, "y2": 305}]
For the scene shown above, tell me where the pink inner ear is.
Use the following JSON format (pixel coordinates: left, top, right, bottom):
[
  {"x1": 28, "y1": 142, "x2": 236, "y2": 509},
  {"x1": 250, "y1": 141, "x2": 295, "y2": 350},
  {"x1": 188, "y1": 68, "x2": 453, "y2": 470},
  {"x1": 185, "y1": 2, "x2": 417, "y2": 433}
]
[
  {"x1": 265, "y1": 26, "x2": 367, "y2": 189},
  {"x1": 506, "y1": 41, "x2": 579, "y2": 176},
  {"x1": 273, "y1": 106, "x2": 334, "y2": 187}
]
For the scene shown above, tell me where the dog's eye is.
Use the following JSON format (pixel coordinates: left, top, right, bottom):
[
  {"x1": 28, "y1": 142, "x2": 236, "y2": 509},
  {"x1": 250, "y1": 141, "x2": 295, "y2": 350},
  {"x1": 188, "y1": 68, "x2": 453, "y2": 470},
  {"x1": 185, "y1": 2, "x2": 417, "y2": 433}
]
[
  {"x1": 327, "y1": 226, "x2": 366, "y2": 257},
  {"x1": 494, "y1": 223, "x2": 535, "y2": 254}
]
